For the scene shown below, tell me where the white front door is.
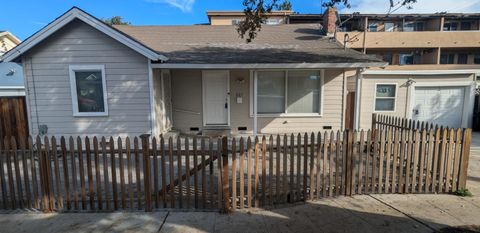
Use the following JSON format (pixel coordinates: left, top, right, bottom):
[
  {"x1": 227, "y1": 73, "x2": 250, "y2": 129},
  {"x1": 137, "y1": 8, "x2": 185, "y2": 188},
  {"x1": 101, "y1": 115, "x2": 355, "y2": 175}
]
[
  {"x1": 412, "y1": 86, "x2": 465, "y2": 128},
  {"x1": 202, "y1": 71, "x2": 229, "y2": 126}
]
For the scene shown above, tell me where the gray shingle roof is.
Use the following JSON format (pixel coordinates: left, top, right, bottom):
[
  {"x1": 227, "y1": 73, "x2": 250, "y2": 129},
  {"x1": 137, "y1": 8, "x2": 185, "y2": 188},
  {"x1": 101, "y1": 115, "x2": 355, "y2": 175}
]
[{"x1": 113, "y1": 24, "x2": 383, "y2": 65}]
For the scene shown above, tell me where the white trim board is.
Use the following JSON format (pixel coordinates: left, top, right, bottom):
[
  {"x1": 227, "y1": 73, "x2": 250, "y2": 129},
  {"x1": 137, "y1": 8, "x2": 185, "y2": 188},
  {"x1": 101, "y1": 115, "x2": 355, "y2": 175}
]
[
  {"x1": 152, "y1": 62, "x2": 387, "y2": 69},
  {"x1": 1, "y1": 7, "x2": 166, "y2": 62},
  {"x1": 69, "y1": 64, "x2": 109, "y2": 117}
]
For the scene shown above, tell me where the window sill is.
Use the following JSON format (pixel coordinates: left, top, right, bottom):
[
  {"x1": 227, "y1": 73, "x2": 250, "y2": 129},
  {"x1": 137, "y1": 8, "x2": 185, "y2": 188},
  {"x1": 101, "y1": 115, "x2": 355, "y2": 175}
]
[{"x1": 73, "y1": 112, "x2": 109, "y2": 117}]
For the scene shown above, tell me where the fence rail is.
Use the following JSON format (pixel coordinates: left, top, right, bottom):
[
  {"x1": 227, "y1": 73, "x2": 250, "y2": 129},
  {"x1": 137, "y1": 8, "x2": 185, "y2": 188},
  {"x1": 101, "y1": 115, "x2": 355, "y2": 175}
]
[{"x1": 0, "y1": 121, "x2": 472, "y2": 213}]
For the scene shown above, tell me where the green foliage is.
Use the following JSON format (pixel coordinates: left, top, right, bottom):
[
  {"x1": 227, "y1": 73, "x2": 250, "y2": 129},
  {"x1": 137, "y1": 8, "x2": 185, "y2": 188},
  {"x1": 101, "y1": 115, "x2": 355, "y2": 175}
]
[
  {"x1": 276, "y1": 0, "x2": 292, "y2": 11},
  {"x1": 237, "y1": 0, "x2": 279, "y2": 43},
  {"x1": 102, "y1": 16, "x2": 130, "y2": 26},
  {"x1": 453, "y1": 189, "x2": 473, "y2": 197}
]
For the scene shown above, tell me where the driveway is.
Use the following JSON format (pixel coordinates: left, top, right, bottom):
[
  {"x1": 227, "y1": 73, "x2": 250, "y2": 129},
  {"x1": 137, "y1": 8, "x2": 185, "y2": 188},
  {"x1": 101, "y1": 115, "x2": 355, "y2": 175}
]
[{"x1": 1, "y1": 133, "x2": 479, "y2": 233}]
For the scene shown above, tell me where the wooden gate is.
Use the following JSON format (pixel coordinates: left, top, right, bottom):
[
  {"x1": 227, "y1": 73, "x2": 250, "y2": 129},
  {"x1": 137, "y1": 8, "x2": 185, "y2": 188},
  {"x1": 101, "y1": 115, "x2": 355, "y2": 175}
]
[{"x1": 0, "y1": 97, "x2": 29, "y2": 147}]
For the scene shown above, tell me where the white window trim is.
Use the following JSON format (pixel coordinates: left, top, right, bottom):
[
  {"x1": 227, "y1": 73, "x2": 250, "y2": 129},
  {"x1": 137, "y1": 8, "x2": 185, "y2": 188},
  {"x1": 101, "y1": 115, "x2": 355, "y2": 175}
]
[
  {"x1": 249, "y1": 69, "x2": 324, "y2": 117},
  {"x1": 373, "y1": 83, "x2": 397, "y2": 113},
  {"x1": 69, "y1": 64, "x2": 109, "y2": 117}
]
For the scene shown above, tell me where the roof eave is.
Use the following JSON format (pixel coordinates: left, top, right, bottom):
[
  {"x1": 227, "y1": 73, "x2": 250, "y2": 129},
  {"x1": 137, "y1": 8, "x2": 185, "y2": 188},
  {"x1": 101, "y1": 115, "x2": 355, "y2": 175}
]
[{"x1": 151, "y1": 62, "x2": 387, "y2": 69}]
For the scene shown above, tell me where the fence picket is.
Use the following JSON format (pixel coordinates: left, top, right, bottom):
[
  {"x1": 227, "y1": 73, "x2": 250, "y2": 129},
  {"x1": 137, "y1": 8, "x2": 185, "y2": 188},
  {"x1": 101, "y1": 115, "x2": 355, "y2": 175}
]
[
  {"x1": 118, "y1": 137, "x2": 126, "y2": 209},
  {"x1": 239, "y1": 137, "x2": 244, "y2": 209},
  {"x1": 418, "y1": 130, "x2": 427, "y2": 193},
  {"x1": 452, "y1": 129, "x2": 462, "y2": 191},
  {"x1": 93, "y1": 137, "x2": 101, "y2": 210},
  {"x1": 247, "y1": 137, "x2": 252, "y2": 208},
  {"x1": 411, "y1": 131, "x2": 420, "y2": 193},
  {"x1": 134, "y1": 137, "x2": 141, "y2": 210},
  {"x1": 445, "y1": 129, "x2": 455, "y2": 193},
  {"x1": 232, "y1": 138, "x2": 237, "y2": 209},
  {"x1": 438, "y1": 129, "x2": 448, "y2": 193},
  {"x1": 254, "y1": 137, "x2": 260, "y2": 207},
  {"x1": 77, "y1": 137, "x2": 86, "y2": 210}
]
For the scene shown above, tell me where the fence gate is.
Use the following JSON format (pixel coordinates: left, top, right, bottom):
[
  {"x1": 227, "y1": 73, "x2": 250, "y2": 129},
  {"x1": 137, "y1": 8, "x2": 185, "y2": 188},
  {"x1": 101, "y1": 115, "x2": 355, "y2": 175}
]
[{"x1": 0, "y1": 97, "x2": 28, "y2": 147}]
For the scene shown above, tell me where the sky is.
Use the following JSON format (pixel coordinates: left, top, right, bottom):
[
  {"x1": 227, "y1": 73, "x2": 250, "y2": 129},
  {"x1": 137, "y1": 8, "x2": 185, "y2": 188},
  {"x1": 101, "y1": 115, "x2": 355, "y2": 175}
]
[{"x1": 3, "y1": 0, "x2": 480, "y2": 40}]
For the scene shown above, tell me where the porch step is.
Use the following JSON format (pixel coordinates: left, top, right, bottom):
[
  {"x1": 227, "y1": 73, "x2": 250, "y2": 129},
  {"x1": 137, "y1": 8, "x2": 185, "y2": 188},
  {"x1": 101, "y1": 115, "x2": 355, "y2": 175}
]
[{"x1": 202, "y1": 127, "x2": 231, "y2": 137}]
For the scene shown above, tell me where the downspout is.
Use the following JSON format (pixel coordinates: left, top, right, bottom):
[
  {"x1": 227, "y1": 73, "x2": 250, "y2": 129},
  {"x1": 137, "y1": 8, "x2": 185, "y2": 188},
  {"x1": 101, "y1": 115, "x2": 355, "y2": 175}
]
[{"x1": 354, "y1": 68, "x2": 362, "y2": 130}]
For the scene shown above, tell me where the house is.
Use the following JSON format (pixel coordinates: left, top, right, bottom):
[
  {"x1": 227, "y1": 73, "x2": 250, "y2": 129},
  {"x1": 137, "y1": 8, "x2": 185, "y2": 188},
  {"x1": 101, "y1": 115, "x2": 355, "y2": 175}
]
[
  {"x1": 0, "y1": 31, "x2": 21, "y2": 56},
  {"x1": 0, "y1": 7, "x2": 385, "y2": 138}
]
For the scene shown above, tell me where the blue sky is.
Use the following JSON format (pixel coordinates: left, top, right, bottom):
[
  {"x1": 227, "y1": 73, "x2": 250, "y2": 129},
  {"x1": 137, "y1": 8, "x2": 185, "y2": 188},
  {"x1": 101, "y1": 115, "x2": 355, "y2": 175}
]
[{"x1": 3, "y1": 0, "x2": 480, "y2": 40}]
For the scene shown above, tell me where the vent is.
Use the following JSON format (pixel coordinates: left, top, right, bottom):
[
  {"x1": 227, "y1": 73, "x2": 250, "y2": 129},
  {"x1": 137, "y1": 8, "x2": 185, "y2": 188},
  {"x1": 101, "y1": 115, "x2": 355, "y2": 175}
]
[
  {"x1": 190, "y1": 127, "x2": 200, "y2": 131},
  {"x1": 238, "y1": 126, "x2": 247, "y2": 131},
  {"x1": 323, "y1": 126, "x2": 332, "y2": 130}
]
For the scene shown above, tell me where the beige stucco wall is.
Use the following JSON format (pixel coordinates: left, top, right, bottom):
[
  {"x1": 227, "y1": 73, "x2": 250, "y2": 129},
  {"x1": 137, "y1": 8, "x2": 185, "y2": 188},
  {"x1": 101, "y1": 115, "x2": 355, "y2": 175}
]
[
  {"x1": 358, "y1": 73, "x2": 476, "y2": 130},
  {"x1": 169, "y1": 69, "x2": 347, "y2": 134},
  {"x1": 23, "y1": 19, "x2": 152, "y2": 138},
  {"x1": 337, "y1": 31, "x2": 480, "y2": 49}
]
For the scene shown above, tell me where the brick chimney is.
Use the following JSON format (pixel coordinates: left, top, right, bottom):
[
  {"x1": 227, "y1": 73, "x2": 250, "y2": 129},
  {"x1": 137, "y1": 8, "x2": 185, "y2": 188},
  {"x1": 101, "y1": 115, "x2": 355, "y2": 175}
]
[{"x1": 323, "y1": 7, "x2": 338, "y2": 37}]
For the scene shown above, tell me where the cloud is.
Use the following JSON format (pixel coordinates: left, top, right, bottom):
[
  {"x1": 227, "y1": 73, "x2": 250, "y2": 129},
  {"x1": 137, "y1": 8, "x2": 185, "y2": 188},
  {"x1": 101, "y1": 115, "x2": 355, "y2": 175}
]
[
  {"x1": 343, "y1": 0, "x2": 480, "y2": 14},
  {"x1": 147, "y1": 0, "x2": 195, "y2": 13}
]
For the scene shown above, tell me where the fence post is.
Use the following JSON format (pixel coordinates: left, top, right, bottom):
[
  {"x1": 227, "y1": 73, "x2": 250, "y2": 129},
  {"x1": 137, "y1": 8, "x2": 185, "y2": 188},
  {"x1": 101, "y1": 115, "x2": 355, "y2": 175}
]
[
  {"x1": 37, "y1": 138, "x2": 52, "y2": 213},
  {"x1": 458, "y1": 129, "x2": 472, "y2": 189},
  {"x1": 142, "y1": 136, "x2": 152, "y2": 212},
  {"x1": 221, "y1": 136, "x2": 231, "y2": 213},
  {"x1": 371, "y1": 114, "x2": 377, "y2": 140},
  {"x1": 345, "y1": 130, "x2": 354, "y2": 196}
]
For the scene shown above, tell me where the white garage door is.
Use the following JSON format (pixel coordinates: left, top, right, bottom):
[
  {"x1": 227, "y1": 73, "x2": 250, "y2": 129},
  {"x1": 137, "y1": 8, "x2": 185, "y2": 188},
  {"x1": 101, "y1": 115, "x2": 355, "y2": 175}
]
[{"x1": 412, "y1": 86, "x2": 465, "y2": 128}]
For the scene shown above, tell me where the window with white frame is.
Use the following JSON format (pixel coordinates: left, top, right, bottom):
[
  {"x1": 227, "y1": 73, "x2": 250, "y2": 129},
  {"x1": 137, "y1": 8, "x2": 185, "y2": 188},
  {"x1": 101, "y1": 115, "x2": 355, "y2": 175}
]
[
  {"x1": 253, "y1": 70, "x2": 323, "y2": 115},
  {"x1": 69, "y1": 65, "x2": 108, "y2": 116},
  {"x1": 374, "y1": 84, "x2": 396, "y2": 112}
]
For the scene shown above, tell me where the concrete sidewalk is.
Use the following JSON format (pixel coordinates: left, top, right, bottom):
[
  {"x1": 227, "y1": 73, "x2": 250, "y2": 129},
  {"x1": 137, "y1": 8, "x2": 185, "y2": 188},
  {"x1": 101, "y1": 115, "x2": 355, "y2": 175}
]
[
  {"x1": 0, "y1": 134, "x2": 479, "y2": 233},
  {"x1": 0, "y1": 193, "x2": 478, "y2": 233}
]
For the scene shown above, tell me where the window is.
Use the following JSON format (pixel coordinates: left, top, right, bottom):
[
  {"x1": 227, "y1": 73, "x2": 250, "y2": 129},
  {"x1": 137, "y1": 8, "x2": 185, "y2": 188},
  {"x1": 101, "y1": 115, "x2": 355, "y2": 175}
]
[
  {"x1": 444, "y1": 22, "x2": 458, "y2": 31},
  {"x1": 265, "y1": 18, "x2": 280, "y2": 25},
  {"x1": 368, "y1": 23, "x2": 378, "y2": 32},
  {"x1": 402, "y1": 22, "x2": 423, "y2": 31},
  {"x1": 384, "y1": 22, "x2": 395, "y2": 32},
  {"x1": 253, "y1": 70, "x2": 323, "y2": 116},
  {"x1": 399, "y1": 53, "x2": 414, "y2": 65},
  {"x1": 440, "y1": 54, "x2": 455, "y2": 64},
  {"x1": 383, "y1": 53, "x2": 393, "y2": 64},
  {"x1": 69, "y1": 65, "x2": 108, "y2": 116},
  {"x1": 475, "y1": 54, "x2": 480, "y2": 64},
  {"x1": 458, "y1": 53, "x2": 468, "y2": 64},
  {"x1": 461, "y1": 21, "x2": 472, "y2": 30},
  {"x1": 231, "y1": 19, "x2": 241, "y2": 25},
  {"x1": 375, "y1": 84, "x2": 396, "y2": 112}
]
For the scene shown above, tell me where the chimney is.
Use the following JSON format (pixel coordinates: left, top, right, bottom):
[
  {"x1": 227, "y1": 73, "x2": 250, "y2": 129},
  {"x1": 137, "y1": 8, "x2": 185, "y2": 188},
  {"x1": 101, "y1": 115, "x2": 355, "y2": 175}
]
[{"x1": 323, "y1": 7, "x2": 338, "y2": 37}]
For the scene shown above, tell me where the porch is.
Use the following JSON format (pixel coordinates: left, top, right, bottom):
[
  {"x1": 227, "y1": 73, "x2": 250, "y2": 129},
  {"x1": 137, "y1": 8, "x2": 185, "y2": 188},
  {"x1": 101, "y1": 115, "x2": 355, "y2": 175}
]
[{"x1": 151, "y1": 68, "x2": 359, "y2": 137}]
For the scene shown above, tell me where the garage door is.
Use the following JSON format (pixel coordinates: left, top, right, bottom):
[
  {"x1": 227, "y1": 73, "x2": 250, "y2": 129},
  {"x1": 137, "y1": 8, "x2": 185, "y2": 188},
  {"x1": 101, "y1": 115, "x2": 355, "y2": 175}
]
[{"x1": 412, "y1": 86, "x2": 465, "y2": 128}]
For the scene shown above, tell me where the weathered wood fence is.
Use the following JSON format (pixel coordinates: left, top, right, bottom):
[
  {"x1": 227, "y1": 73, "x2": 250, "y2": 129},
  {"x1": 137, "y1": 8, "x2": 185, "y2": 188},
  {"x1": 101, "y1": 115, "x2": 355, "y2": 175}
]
[{"x1": 0, "y1": 115, "x2": 472, "y2": 213}]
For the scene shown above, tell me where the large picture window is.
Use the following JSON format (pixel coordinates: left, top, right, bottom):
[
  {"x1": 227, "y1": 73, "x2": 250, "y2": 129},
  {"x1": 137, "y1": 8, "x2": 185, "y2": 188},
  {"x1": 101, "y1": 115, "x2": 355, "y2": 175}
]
[
  {"x1": 375, "y1": 84, "x2": 396, "y2": 112},
  {"x1": 69, "y1": 65, "x2": 108, "y2": 116},
  {"x1": 253, "y1": 70, "x2": 323, "y2": 116}
]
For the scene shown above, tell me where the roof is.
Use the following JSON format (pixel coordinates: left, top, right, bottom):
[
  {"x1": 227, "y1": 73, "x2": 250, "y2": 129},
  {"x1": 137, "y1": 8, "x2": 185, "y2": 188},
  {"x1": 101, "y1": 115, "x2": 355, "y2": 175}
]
[
  {"x1": 0, "y1": 62, "x2": 24, "y2": 88},
  {"x1": 1, "y1": 7, "x2": 166, "y2": 62},
  {"x1": 114, "y1": 24, "x2": 384, "y2": 68}
]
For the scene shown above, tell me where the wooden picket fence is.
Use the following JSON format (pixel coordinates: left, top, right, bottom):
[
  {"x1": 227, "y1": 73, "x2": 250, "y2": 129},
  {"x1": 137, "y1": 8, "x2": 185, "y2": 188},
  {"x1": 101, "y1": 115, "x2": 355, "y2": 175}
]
[{"x1": 0, "y1": 116, "x2": 472, "y2": 213}]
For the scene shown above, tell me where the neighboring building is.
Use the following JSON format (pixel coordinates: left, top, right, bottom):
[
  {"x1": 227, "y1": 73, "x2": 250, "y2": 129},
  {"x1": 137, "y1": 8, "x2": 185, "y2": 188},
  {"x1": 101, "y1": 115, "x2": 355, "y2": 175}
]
[
  {"x1": 317, "y1": 8, "x2": 480, "y2": 129},
  {"x1": 207, "y1": 11, "x2": 293, "y2": 25},
  {"x1": 0, "y1": 31, "x2": 21, "y2": 56},
  {"x1": 1, "y1": 7, "x2": 384, "y2": 138}
]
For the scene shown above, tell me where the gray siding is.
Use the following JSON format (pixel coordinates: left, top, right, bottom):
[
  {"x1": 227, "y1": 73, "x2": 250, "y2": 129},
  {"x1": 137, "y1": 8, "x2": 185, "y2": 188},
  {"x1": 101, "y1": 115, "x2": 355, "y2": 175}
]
[{"x1": 23, "y1": 19, "x2": 151, "y2": 138}]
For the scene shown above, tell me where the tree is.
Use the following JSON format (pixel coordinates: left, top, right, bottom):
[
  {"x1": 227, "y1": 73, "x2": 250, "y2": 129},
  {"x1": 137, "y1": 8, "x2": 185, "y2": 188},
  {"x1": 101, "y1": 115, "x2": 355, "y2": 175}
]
[
  {"x1": 276, "y1": 0, "x2": 292, "y2": 11},
  {"x1": 237, "y1": 0, "x2": 417, "y2": 43},
  {"x1": 103, "y1": 16, "x2": 130, "y2": 25}
]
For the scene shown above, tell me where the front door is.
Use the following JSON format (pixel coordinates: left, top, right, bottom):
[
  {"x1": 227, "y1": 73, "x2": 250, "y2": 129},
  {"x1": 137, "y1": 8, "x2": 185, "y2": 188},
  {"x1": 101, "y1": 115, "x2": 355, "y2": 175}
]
[{"x1": 202, "y1": 71, "x2": 229, "y2": 126}]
